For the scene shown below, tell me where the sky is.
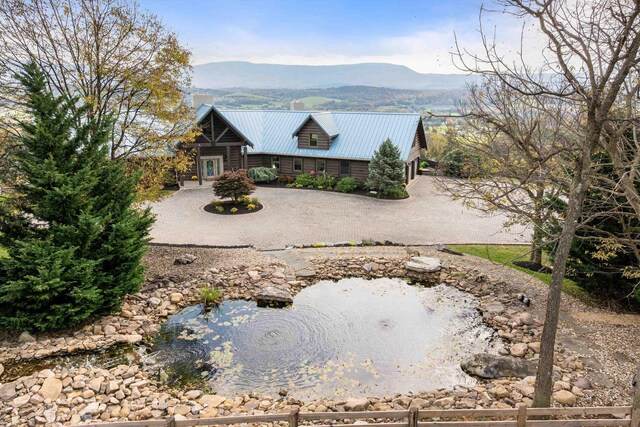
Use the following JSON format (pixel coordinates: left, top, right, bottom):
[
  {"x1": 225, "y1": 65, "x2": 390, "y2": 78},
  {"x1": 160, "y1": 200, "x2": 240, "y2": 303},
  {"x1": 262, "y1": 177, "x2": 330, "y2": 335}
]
[{"x1": 139, "y1": 0, "x2": 543, "y2": 74}]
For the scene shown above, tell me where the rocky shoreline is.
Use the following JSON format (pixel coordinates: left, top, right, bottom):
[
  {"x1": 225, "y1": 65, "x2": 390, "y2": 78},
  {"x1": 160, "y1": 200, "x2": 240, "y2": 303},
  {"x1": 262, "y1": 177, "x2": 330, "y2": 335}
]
[{"x1": 0, "y1": 246, "x2": 613, "y2": 425}]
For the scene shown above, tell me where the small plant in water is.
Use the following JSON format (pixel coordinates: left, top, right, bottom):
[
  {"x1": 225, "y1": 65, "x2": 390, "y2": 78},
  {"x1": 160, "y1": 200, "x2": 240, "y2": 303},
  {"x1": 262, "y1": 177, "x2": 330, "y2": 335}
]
[{"x1": 199, "y1": 286, "x2": 221, "y2": 306}]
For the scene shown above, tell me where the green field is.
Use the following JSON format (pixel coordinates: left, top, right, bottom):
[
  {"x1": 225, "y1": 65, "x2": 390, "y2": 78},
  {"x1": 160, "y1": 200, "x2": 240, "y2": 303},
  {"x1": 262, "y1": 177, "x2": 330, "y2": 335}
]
[
  {"x1": 299, "y1": 96, "x2": 343, "y2": 108},
  {"x1": 448, "y1": 244, "x2": 589, "y2": 301}
]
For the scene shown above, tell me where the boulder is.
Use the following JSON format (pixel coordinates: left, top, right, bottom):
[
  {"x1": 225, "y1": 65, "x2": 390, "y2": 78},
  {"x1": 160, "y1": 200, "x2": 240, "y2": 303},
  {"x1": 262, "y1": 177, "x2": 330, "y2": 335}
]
[
  {"x1": 519, "y1": 312, "x2": 534, "y2": 325},
  {"x1": 553, "y1": 390, "x2": 577, "y2": 405},
  {"x1": 405, "y1": 256, "x2": 441, "y2": 273},
  {"x1": 0, "y1": 383, "x2": 16, "y2": 401},
  {"x1": 461, "y1": 353, "x2": 537, "y2": 379},
  {"x1": 344, "y1": 398, "x2": 370, "y2": 411},
  {"x1": 510, "y1": 343, "x2": 529, "y2": 357},
  {"x1": 254, "y1": 286, "x2": 293, "y2": 305},
  {"x1": 174, "y1": 254, "x2": 197, "y2": 265},
  {"x1": 39, "y1": 377, "x2": 62, "y2": 401},
  {"x1": 169, "y1": 293, "x2": 184, "y2": 303},
  {"x1": 484, "y1": 302, "x2": 505, "y2": 314},
  {"x1": 18, "y1": 331, "x2": 36, "y2": 343},
  {"x1": 573, "y1": 377, "x2": 592, "y2": 390},
  {"x1": 199, "y1": 394, "x2": 226, "y2": 408}
]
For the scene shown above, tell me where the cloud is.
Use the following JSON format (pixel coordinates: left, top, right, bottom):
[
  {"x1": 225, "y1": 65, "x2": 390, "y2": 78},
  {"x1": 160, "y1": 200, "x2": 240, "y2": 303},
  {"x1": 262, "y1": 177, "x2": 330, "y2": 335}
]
[{"x1": 189, "y1": 13, "x2": 547, "y2": 74}]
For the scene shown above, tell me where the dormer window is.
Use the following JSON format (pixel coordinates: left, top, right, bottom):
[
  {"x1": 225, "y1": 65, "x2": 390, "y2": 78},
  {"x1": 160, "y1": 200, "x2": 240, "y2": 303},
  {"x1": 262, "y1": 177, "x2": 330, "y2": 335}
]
[{"x1": 310, "y1": 133, "x2": 318, "y2": 147}]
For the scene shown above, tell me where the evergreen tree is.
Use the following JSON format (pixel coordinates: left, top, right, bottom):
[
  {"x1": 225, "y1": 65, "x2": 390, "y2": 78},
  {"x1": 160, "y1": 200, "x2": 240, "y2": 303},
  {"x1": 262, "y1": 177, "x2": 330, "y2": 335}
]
[
  {"x1": 0, "y1": 63, "x2": 154, "y2": 331},
  {"x1": 368, "y1": 139, "x2": 406, "y2": 196}
]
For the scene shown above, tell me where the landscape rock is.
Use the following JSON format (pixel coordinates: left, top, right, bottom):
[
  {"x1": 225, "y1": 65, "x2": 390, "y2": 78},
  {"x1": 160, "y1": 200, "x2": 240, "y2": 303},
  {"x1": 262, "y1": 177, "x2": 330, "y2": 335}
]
[
  {"x1": 461, "y1": 353, "x2": 538, "y2": 379},
  {"x1": 510, "y1": 343, "x2": 529, "y2": 357},
  {"x1": 553, "y1": 390, "x2": 577, "y2": 405},
  {"x1": 405, "y1": 256, "x2": 441, "y2": 273},
  {"x1": 174, "y1": 254, "x2": 197, "y2": 265},
  {"x1": 573, "y1": 377, "x2": 592, "y2": 390},
  {"x1": 254, "y1": 286, "x2": 293, "y2": 305},
  {"x1": 39, "y1": 377, "x2": 63, "y2": 401},
  {"x1": 199, "y1": 394, "x2": 226, "y2": 408},
  {"x1": 344, "y1": 398, "x2": 370, "y2": 411},
  {"x1": 18, "y1": 331, "x2": 36, "y2": 343}
]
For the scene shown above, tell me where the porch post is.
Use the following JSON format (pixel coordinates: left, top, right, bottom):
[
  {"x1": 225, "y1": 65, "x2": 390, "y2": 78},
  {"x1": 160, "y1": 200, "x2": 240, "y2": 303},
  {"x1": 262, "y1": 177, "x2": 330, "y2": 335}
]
[
  {"x1": 196, "y1": 145, "x2": 202, "y2": 186},
  {"x1": 243, "y1": 145, "x2": 248, "y2": 170},
  {"x1": 226, "y1": 145, "x2": 231, "y2": 170}
]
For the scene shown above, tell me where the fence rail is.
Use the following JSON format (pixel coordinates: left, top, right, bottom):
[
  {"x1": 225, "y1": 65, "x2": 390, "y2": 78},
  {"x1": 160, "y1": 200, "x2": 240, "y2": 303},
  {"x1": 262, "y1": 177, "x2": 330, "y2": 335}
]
[{"x1": 73, "y1": 406, "x2": 637, "y2": 427}]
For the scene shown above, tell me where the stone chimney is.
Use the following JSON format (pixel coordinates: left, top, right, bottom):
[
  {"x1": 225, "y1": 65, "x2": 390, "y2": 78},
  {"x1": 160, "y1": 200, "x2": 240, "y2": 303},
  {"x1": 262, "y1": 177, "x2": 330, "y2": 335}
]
[
  {"x1": 192, "y1": 93, "x2": 214, "y2": 110},
  {"x1": 290, "y1": 100, "x2": 306, "y2": 111}
]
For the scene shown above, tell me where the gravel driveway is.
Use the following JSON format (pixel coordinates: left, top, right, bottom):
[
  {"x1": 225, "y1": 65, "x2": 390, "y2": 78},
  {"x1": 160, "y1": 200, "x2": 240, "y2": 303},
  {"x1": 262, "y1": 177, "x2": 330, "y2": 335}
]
[{"x1": 150, "y1": 176, "x2": 530, "y2": 250}]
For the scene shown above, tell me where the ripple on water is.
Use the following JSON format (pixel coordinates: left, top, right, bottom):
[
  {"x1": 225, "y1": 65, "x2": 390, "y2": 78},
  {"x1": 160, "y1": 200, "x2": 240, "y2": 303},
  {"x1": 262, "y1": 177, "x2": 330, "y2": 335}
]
[{"x1": 147, "y1": 278, "x2": 501, "y2": 399}]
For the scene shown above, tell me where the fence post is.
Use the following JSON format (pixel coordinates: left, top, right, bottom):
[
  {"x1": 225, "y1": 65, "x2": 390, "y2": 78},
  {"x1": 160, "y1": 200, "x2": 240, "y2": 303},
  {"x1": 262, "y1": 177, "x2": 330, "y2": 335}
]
[
  {"x1": 632, "y1": 367, "x2": 640, "y2": 427},
  {"x1": 167, "y1": 416, "x2": 176, "y2": 427},
  {"x1": 289, "y1": 408, "x2": 299, "y2": 427},
  {"x1": 516, "y1": 404, "x2": 527, "y2": 427},
  {"x1": 409, "y1": 407, "x2": 418, "y2": 427}
]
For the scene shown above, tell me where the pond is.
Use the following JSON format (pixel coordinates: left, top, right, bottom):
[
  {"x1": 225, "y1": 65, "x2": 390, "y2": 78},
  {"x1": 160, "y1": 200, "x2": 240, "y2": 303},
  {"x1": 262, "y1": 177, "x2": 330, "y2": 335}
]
[{"x1": 146, "y1": 278, "x2": 501, "y2": 399}]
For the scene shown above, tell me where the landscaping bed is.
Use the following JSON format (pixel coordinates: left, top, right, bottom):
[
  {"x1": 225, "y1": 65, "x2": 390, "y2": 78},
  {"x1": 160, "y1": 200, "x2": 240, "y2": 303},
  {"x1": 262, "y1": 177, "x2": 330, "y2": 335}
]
[{"x1": 204, "y1": 199, "x2": 263, "y2": 215}]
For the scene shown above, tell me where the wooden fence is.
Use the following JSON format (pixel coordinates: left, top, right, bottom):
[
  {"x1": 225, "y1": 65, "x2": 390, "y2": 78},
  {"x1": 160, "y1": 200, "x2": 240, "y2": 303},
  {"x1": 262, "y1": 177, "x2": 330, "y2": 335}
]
[{"x1": 74, "y1": 406, "x2": 638, "y2": 427}]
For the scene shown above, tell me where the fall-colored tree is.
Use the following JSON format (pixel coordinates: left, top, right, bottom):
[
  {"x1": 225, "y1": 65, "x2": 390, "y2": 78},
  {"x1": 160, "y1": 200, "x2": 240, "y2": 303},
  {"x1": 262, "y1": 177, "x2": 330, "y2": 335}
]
[
  {"x1": 213, "y1": 170, "x2": 256, "y2": 203},
  {"x1": 0, "y1": 0, "x2": 198, "y2": 198}
]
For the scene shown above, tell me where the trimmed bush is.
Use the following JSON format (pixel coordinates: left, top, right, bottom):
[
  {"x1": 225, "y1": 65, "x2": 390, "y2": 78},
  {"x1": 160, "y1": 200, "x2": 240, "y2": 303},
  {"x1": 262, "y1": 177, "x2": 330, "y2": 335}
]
[
  {"x1": 248, "y1": 167, "x2": 277, "y2": 183},
  {"x1": 213, "y1": 169, "x2": 256, "y2": 202},
  {"x1": 295, "y1": 173, "x2": 316, "y2": 187},
  {"x1": 382, "y1": 187, "x2": 409, "y2": 199},
  {"x1": 336, "y1": 177, "x2": 358, "y2": 193}
]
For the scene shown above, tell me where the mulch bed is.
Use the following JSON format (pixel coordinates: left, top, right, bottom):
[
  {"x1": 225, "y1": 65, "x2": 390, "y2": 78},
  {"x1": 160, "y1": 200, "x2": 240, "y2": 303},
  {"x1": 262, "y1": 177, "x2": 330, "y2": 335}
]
[
  {"x1": 204, "y1": 200, "x2": 263, "y2": 215},
  {"x1": 255, "y1": 182, "x2": 408, "y2": 199},
  {"x1": 512, "y1": 260, "x2": 553, "y2": 274}
]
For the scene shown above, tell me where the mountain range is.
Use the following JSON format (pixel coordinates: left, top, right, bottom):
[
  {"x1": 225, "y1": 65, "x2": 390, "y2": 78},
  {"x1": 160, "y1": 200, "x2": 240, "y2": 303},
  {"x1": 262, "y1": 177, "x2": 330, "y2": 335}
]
[{"x1": 192, "y1": 61, "x2": 473, "y2": 90}]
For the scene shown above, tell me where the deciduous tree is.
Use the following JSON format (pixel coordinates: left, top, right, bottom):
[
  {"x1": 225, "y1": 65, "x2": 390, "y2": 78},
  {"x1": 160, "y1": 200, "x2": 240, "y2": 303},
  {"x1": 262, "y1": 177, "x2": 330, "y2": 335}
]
[
  {"x1": 455, "y1": 0, "x2": 640, "y2": 407},
  {"x1": 0, "y1": 0, "x2": 198, "y2": 197}
]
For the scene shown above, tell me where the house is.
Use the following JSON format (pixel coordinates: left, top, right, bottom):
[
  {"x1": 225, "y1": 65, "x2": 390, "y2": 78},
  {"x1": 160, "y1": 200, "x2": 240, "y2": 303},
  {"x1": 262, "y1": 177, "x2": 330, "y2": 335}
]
[{"x1": 180, "y1": 104, "x2": 427, "y2": 185}]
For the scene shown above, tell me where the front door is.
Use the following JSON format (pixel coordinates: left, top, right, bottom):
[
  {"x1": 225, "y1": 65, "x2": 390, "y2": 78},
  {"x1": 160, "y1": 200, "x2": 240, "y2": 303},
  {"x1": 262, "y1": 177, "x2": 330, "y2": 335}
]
[{"x1": 202, "y1": 156, "x2": 223, "y2": 180}]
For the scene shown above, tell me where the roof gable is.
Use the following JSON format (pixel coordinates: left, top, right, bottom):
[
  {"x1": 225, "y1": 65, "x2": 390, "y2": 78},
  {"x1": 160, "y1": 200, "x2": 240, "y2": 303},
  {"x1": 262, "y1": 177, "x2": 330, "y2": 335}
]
[{"x1": 292, "y1": 112, "x2": 339, "y2": 139}]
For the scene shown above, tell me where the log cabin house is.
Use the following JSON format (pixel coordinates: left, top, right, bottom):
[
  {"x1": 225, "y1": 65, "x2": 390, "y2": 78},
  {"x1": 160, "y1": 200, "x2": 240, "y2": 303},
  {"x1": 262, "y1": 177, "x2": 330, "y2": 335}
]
[{"x1": 180, "y1": 104, "x2": 427, "y2": 185}]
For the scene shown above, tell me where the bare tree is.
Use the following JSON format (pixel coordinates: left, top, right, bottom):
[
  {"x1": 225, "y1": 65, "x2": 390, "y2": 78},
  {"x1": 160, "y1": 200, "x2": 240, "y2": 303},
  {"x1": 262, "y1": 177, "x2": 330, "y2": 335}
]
[
  {"x1": 454, "y1": 0, "x2": 640, "y2": 407},
  {"x1": 436, "y1": 77, "x2": 577, "y2": 264},
  {"x1": 0, "y1": 0, "x2": 199, "y2": 196}
]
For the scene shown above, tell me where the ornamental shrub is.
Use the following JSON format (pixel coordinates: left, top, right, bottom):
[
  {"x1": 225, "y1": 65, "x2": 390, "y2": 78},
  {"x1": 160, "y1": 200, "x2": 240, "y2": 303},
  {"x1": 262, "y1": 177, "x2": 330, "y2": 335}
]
[
  {"x1": 0, "y1": 63, "x2": 154, "y2": 332},
  {"x1": 248, "y1": 167, "x2": 277, "y2": 183},
  {"x1": 295, "y1": 173, "x2": 316, "y2": 187},
  {"x1": 382, "y1": 188, "x2": 409, "y2": 199},
  {"x1": 213, "y1": 169, "x2": 256, "y2": 202},
  {"x1": 335, "y1": 177, "x2": 358, "y2": 193},
  {"x1": 315, "y1": 172, "x2": 335, "y2": 189}
]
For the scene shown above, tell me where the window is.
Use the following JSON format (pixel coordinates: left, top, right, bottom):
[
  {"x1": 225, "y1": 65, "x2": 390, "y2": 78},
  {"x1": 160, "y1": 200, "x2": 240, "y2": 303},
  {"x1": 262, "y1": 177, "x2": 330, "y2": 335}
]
[
  {"x1": 293, "y1": 157, "x2": 303, "y2": 172},
  {"x1": 316, "y1": 159, "x2": 326, "y2": 173},
  {"x1": 309, "y1": 133, "x2": 318, "y2": 147},
  {"x1": 271, "y1": 155, "x2": 280, "y2": 170},
  {"x1": 340, "y1": 160, "x2": 350, "y2": 176}
]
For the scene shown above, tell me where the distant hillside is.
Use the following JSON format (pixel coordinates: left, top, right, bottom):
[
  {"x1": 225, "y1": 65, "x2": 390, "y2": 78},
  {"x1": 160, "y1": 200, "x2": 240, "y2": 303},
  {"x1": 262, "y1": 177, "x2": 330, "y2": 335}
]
[
  {"x1": 192, "y1": 61, "x2": 473, "y2": 90},
  {"x1": 187, "y1": 86, "x2": 464, "y2": 117}
]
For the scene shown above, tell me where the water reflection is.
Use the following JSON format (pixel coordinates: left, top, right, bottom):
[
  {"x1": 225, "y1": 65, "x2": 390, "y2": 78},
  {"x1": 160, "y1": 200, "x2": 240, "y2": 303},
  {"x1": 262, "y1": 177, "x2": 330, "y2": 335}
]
[{"x1": 148, "y1": 278, "x2": 500, "y2": 398}]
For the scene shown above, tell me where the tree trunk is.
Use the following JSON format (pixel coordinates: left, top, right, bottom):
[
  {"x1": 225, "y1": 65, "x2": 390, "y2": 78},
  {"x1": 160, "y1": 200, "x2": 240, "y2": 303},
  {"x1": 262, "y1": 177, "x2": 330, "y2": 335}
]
[
  {"x1": 530, "y1": 227, "x2": 543, "y2": 265},
  {"x1": 532, "y1": 146, "x2": 593, "y2": 408}
]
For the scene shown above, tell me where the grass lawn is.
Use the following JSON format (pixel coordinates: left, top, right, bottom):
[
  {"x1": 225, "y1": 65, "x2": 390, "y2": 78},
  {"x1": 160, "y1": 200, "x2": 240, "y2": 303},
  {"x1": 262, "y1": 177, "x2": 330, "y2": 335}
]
[{"x1": 448, "y1": 244, "x2": 590, "y2": 302}]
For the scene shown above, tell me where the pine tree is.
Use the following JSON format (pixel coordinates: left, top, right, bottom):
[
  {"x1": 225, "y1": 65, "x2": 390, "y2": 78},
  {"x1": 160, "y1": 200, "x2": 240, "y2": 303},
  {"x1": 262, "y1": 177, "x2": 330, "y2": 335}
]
[
  {"x1": 0, "y1": 63, "x2": 154, "y2": 331},
  {"x1": 368, "y1": 139, "x2": 406, "y2": 197}
]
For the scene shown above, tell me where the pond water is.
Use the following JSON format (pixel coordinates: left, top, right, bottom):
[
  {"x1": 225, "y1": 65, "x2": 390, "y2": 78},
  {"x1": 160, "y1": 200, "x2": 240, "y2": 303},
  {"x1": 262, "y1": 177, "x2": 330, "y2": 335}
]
[{"x1": 146, "y1": 278, "x2": 500, "y2": 399}]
